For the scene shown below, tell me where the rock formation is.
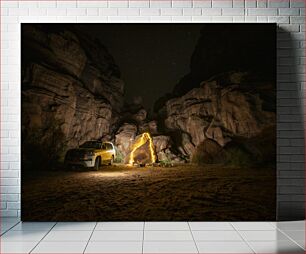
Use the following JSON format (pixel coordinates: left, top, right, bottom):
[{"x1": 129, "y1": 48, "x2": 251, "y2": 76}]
[
  {"x1": 115, "y1": 123, "x2": 138, "y2": 162},
  {"x1": 114, "y1": 100, "x2": 184, "y2": 164},
  {"x1": 155, "y1": 24, "x2": 276, "y2": 164},
  {"x1": 22, "y1": 24, "x2": 124, "y2": 168},
  {"x1": 163, "y1": 72, "x2": 276, "y2": 163},
  {"x1": 22, "y1": 24, "x2": 276, "y2": 167}
]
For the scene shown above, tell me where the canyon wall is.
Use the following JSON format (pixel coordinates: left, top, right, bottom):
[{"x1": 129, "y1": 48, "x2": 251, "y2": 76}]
[
  {"x1": 22, "y1": 24, "x2": 276, "y2": 167},
  {"x1": 155, "y1": 24, "x2": 276, "y2": 164},
  {"x1": 22, "y1": 25, "x2": 124, "y2": 168}
]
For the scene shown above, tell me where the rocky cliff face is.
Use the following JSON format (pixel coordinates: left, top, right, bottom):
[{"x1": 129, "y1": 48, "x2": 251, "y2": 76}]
[
  {"x1": 155, "y1": 25, "x2": 276, "y2": 164},
  {"x1": 115, "y1": 72, "x2": 276, "y2": 165},
  {"x1": 164, "y1": 72, "x2": 276, "y2": 162},
  {"x1": 22, "y1": 25, "x2": 124, "y2": 168}
]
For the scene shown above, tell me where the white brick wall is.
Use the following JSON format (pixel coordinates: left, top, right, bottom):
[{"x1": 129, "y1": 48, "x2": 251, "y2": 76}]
[{"x1": 0, "y1": 0, "x2": 305, "y2": 219}]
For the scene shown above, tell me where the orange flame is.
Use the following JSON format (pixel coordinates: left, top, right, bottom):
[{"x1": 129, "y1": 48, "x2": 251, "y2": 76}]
[{"x1": 129, "y1": 132, "x2": 156, "y2": 165}]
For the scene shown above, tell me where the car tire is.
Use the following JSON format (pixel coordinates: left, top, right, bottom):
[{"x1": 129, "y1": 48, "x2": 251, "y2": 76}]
[
  {"x1": 109, "y1": 156, "x2": 114, "y2": 166},
  {"x1": 94, "y1": 157, "x2": 101, "y2": 171}
]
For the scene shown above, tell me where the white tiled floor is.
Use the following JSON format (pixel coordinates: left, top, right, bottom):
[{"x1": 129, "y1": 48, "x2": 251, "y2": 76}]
[{"x1": 0, "y1": 219, "x2": 304, "y2": 253}]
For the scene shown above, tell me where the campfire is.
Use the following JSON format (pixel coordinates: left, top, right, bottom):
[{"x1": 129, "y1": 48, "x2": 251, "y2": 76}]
[{"x1": 129, "y1": 132, "x2": 156, "y2": 166}]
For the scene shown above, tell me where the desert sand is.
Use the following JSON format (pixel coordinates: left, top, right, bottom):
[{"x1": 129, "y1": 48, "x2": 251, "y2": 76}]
[{"x1": 22, "y1": 164, "x2": 276, "y2": 221}]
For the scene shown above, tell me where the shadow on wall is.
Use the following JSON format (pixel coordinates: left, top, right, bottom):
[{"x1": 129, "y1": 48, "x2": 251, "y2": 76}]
[
  {"x1": 21, "y1": 116, "x2": 67, "y2": 171},
  {"x1": 277, "y1": 27, "x2": 305, "y2": 220}
]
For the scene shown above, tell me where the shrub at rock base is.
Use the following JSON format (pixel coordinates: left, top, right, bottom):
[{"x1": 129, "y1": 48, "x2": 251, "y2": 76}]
[{"x1": 114, "y1": 147, "x2": 124, "y2": 163}]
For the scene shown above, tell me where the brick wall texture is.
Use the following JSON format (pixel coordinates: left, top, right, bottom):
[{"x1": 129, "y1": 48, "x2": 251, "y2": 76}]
[{"x1": 0, "y1": 0, "x2": 305, "y2": 220}]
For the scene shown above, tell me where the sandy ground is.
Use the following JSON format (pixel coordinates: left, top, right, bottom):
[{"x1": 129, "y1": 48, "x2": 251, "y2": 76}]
[{"x1": 22, "y1": 164, "x2": 276, "y2": 221}]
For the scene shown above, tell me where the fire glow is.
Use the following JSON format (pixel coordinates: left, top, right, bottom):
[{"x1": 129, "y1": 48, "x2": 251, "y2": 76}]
[{"x1": 129, "y1": 132, "x2": 156, "y2": 165}]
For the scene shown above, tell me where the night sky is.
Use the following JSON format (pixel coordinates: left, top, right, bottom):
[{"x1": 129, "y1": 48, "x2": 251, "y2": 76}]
[{"x1": 85, "y1": 24, "x2": 203, "y2": 111}]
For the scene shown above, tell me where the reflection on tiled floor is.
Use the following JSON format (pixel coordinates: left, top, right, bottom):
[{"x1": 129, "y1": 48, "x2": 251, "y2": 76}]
[{"x1": 0, "y1": 219, "x2": 304, "y2": 253}]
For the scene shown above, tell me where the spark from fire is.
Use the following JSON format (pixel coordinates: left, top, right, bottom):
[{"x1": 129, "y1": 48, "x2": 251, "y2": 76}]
[{"x1": 129, "y1": 132, "x2": 156, "y2": 165}]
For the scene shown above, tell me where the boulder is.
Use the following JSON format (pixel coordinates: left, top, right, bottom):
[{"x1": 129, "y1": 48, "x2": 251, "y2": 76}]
[
  {"x1": 206, "y1": 125, "x2": 231, "y2": 147},
  {"x1": 192, "y1": 139, "x2": 222, "y2": 164},
  {"x1": 132, "y1": 108, "x2": 147, "y2": 123},
  {"x1": 152, "y1": 135, "x2": 170, "y2": 162},
  {"x1": 152, "y1": 135, "x2": 185, "y2": 163},
  {"x1": 153, "y1": 135, "x2": 171, "y2": 153},
  {"x1": 179, "y1": 133, "x2": 195, "y2": 157},
  {"x1": 126, "y1": 133, "x2": 156, "y2": 165},
  {"x1": 131, "y1": 142, "x2": 152, "y2": 165},
  {"x1": 115, "y1": 123, "x2": 138, "y2": 160},
  {"x1": 139, "y1": 120, "x2": 158, "y2": 135}
]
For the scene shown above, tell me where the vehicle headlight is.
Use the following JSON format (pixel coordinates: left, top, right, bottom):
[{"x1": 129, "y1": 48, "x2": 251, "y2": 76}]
[
  {"x1": 83, "y1": 152, "x2": 94, "y2": 160},
  {"x1": 85, "y1": 151, "x2": 94, "y2": 156}
]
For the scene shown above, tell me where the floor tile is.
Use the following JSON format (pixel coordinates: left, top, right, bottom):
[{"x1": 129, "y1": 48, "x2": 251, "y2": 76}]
[
  {"x1": 0, "y1": 230, "x2": 47, "y2": 242},
  {"x1": 248, "y1": 240, "x2": 304, "y2": 253},
  {"x1": 42, "y1": 230, "x2": 92, "y2": 242},
  {"x1": 96, "y1": 222, "x2": 144, "y2": 231},
  {"x1": 85, "y1": 241, "x2": 142, "y2": 253},
  {"x1": 232, "y1": 222, "x2": 276, "y2": 231},
  {"x1": 145, "y1": 222, "x2": 190, "y2": 231},
  {"x1": 1, "y1": 241, "x2": 37, "y2": 253},
  {"x1": 197, "y1": 241, "x2": 253, "y2": 253},
  {"x1": 282, "y1": 230, "x2": 305, "y2": 249},
  {"x1": 52, "y1": 222, "x2": 96, "y2": 231},
  {"x1": 189, "y1": 222, "x2": 234, "y2": 231},
  {"x1": 11, "y1": 222, "x2": 55, "y2": 231},
  {"x1": 1, "y1": 225, "x2": 16, "y2": 235},
  {"x1": 0, "y1": 229, "x2": 7, "y2": 235},
  {"x1": 90, "y1": 230, "x2": 143, "y2": 241},
  {"x1": 144, "y1": 230, "x2": 193, "y2": 241},
  {"x1": 192, "y1": 230, "x2": 242, "y2": 241},
  {"x1": 239, "y1": 230, "x2": 291, "y2": 241},
  {"x1": 143, "y1": 241, "x2": 198, "y2": 253},
  {"x1": 1, "y1": 221, "x2": 21, "y2": 234},
  {"x1": 276, "y1": 221, "x2": 305, "y2": 231},
  {"x1": 32, "y1": 241, "x2": 87, "y2": 253},
  {"x1": 296, "y1": 241, "x2": 305, "y2": 250}
]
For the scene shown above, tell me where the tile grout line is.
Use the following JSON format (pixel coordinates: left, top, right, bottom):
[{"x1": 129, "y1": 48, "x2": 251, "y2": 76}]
[
  {"x1": 142, "y1": 221, "x2": 145, "y2": 254},
  {"x1": 229, "y1": 222, "x2": 256, "y2": 254},
  {"x1": 83, "y1": 222, "x2": 97, "y2": 254},
  {"x1": 276, "y1": 227, "x2": 305, "y2": 251},
  {"x1": 268, "y1": 221, "x2": 277, "y2": 229},
  {"x1": 187, "y1": 222, "x2": 200, "y2": 254},
  {"x1": 29, "y1": 222, "x2": 57, "y2": 254},
  {"x1": 0, "y1": 220, "x2": 20, "y2": 236}
]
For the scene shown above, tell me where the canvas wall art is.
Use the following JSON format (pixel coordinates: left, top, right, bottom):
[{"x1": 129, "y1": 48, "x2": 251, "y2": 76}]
[{"x1": 21, "y1": 24, "x2": 276, "y2": 221}]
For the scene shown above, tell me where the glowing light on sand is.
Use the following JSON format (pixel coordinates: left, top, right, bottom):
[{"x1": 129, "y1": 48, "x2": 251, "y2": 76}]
[
  {"x1": 129, "y1": 132, "x2": 156, "y2": 165},
  {"x1": 97, "y1": 172, "x2": 126, "y2": 177}
]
